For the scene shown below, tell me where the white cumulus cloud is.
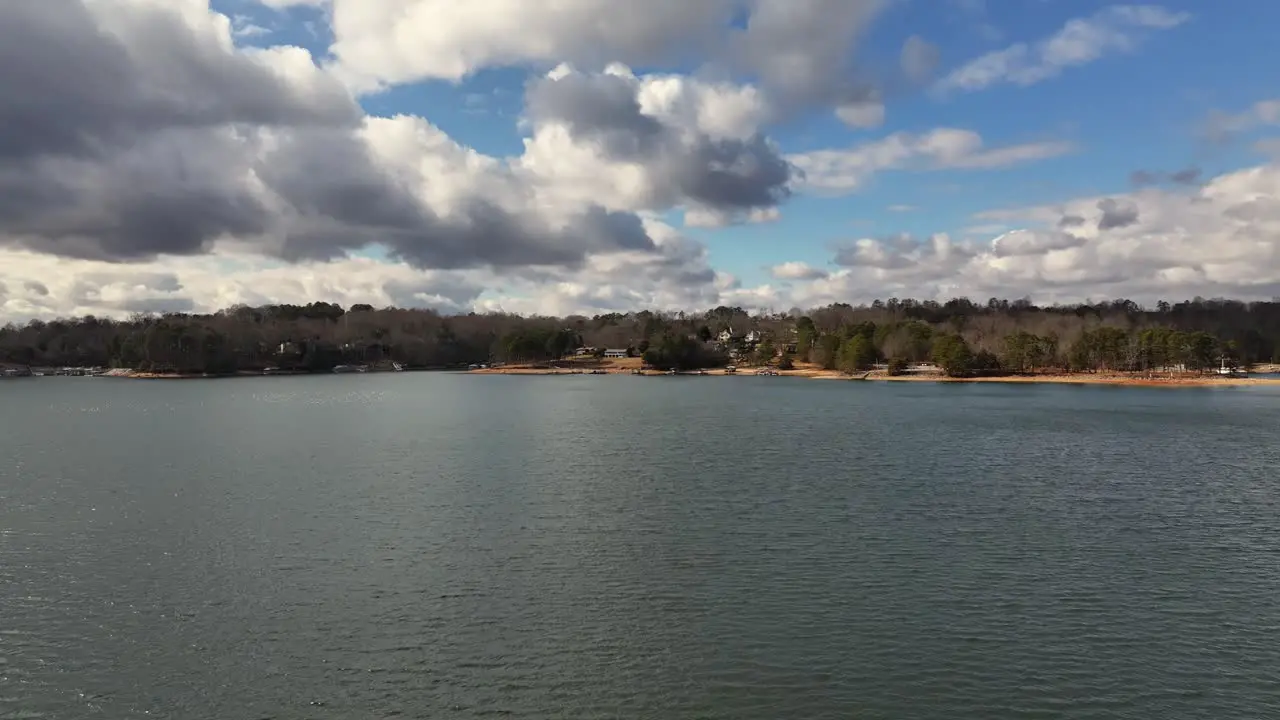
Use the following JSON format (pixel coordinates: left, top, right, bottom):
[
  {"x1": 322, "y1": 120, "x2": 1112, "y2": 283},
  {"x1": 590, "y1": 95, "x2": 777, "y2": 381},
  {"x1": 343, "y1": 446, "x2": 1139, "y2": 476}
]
[
  {"x1": 779, "y1": 161, "x2": 1280, "y2": 307},
  {"x1": 788, "y1": 129, "x2": 1074, "y2": 193},
  {"x1": 0, "y1": 0, "x2": 1274, "y2": 324}
]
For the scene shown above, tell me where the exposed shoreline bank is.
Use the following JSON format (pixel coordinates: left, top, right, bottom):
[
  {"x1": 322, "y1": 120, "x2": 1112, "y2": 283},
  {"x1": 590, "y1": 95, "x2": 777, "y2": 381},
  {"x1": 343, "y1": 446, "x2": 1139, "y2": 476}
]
[
  {"x1": 93, "y1": 367, "x2": 434, "y2": 380},
  {"x1": 28, "y1": 362, "x2": 1279, "y2": 388},
  {"x1": 468, "y1": 363, "x2": 1280, "y2": 388}
]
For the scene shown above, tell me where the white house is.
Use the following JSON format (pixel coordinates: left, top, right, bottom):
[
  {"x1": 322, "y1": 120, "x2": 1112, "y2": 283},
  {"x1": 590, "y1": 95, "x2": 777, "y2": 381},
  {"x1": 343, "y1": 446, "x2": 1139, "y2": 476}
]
[
  {"x1": 717, "y1": 329, "x2": 734, "y2": 343},
  {"x1": 603, "y1": 348, "x2": 629, "y2": 358},
  {"x1": 745, "y1": 330, "x2": 764, "y2": 343}
]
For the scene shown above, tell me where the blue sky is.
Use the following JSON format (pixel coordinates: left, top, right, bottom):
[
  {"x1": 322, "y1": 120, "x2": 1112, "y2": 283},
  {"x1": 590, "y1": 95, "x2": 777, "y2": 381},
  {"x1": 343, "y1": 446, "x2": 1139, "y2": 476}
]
[
  {"x1": 214, "y1": 0, "x2": 1278, "y2": 288},
  {"x1": 1, "y1": 1, "x2": 1278, "y2": 320}
]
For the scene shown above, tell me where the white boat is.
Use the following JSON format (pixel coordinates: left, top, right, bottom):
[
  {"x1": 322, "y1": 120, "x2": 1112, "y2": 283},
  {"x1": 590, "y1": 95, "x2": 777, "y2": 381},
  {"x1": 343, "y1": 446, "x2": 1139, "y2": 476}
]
[{"x1": 1215, "y1": 359, "x2": 1247, "y2": 377}]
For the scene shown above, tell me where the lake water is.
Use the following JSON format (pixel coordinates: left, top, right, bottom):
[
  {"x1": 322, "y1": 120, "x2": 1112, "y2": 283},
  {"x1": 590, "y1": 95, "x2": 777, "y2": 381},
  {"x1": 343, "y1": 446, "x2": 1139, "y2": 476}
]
[{"x1": 3, "y1": 374, "x2": 1280, "y2": 719}]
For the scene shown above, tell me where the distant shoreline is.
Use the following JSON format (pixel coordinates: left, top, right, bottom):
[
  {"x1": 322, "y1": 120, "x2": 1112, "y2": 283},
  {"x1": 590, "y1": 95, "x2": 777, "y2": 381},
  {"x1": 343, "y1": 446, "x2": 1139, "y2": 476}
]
[
  {"x1": 15, "y1": 362, "x2": 1279, "y2": 388},
  {"x1": 475, "y1": 370, "x2": 1280, "y2": 388},
  {"x1": 468, "y1": 360, "x2": 1280, "y2": 388},
  {"x1": 91, "y1": 367, "x2": 441, "y2": 380}
]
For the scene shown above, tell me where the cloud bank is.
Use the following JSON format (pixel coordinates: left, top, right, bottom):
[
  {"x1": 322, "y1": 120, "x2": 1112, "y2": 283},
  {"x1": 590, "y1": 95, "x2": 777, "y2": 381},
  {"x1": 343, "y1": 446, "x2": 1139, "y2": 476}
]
[{"x1": 0, "y1": 1, "x2": 1276, "y2": 323}]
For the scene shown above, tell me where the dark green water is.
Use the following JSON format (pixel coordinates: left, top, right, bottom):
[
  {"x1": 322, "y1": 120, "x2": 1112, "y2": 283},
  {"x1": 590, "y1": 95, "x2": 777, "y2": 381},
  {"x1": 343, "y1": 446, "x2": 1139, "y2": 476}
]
[{"x1": 3, "y1": 374, "x2": 1280, "y2": 719}]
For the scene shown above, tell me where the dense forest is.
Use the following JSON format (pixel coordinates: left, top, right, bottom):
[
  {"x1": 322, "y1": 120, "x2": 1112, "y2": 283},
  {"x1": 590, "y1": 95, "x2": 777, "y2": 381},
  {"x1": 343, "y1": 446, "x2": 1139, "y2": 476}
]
[{"x1": 2, "y1": 297, "x2": 1279, "y2": 376}]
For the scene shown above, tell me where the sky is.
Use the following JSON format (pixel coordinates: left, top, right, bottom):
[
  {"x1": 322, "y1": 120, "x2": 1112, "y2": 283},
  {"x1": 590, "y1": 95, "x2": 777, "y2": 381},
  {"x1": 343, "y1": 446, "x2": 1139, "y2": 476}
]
[{"x1": 1, "y1": 0, "x2": 1278, "y2": 322}]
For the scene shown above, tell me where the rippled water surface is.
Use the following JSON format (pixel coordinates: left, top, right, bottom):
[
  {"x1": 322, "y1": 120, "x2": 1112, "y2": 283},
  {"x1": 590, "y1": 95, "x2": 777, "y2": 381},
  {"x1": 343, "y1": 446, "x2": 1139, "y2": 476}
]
[{"x1": 3, "y1": 374, "x2": 1280, "y2": 719}]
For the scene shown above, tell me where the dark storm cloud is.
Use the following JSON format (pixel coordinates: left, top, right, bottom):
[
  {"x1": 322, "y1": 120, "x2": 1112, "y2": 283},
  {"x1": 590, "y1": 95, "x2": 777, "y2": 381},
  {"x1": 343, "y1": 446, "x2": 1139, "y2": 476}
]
[
  {"x1": 1097, "y1": 198, "x2": 1140, "y2": 230},
  {"x1": 526, "y1": 72, "x2": 794, "y2": 214}
]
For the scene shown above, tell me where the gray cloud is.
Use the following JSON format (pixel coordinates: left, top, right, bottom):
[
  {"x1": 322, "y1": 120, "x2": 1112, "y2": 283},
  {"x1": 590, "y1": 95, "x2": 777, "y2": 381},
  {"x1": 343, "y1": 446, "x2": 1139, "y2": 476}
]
[
  {"x1": 0, "y1": 1, "x2": 356, "y2": 164},
  {"x1": 770, "y1": 261, "x2": 829, "y2": 280},
  {"x1": 71, "y1": 272, "x2": 185, "y2": 297},
  {"x1": 382, "y1": 276, "x2": 485, "y2": 314},
  {"x1": 0, "y1": 1, "x2": 336, "y2": 260},
  {"x1": 1058, "y1": 214, "x2": 1086, "y2": 228},
  {"x1": 727, "y1": 0, "x2": 883, "y2": 112},
  {"x1": 1203, "y1": 100, "x2": 1280, "y2": 144},
  {"x1": 478, "y1": 230, "x2": 727, "y2": 315},
  {"x1": 834, "y1": 234, "x2": 928, "y2": 270},
  {"x1": 991, "y1": 229, "x2": 1085, "y2": 257},
  {"x1": 644, "y1": 237, "x2": 720, "y2": 288},
  {"x1": 1130, "y1": 170, "x2": 1158, "y2": 186},
  {"x1": 262, "y1": 127, "x2": 654, "y2": 268},
  {"x1": 65, "y1": 277, "x2": 192, "y2": 316},
  {"x1": 1224, "y1": 198, "x2": 1280, "y2": 224},
  {"x1": 23, "y1": 281, "x2": 49, "y2": 297},
  {"x1": 3, "y1": 128, "x2": 273, "y2": 260},
  {"x1": 526, "y1": 72, "x2": 667, "y2": 157},
  {"x1": 1131, "y1": 167, "x2": 1201, "y2": 187},
  {"x1": 526, "y1": 71, "x2": 793, "y2": 214},
  {"x1": 676, "y1": 136, "x2": 793, "y2": 210},
  {"x1": 1097, "y1": 198, "x2": 1140, "y2": 230},
  {"x1": 0, "y1": 1, "x2": 662, "y2": 271},
  {"x1": 115, "y1": 296, "x2": 198, "y2": 315},
  {"x1": 901, "y1": 35, "x2": 941, "y2": 84}
]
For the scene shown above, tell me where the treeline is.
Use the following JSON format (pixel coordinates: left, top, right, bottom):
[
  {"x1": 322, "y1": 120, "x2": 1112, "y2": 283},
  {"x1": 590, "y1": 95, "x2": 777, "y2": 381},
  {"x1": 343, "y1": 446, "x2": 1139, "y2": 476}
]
[
  {"x1": 794, "y1": 319, "x2": 1232, "y2": 377},
  {"x1": 2, "y1": 297, "x2": 1279, "y2": 375}
]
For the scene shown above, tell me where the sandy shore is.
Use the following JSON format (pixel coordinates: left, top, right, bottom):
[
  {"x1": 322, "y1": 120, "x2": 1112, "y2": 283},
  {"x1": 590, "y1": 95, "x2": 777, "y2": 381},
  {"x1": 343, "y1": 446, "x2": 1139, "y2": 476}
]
[
  {"x1": 861, "y1": 372, "x2": 1280, "y2": 388},
  {"x1": 100, "y1": 358, "x2": 1280, "y2": 387},
  {"x1": 102, "y1": 368, "x2": 396, "y2": 379},
  {"x1": 471, "y1": 360, "x2": 1280, "y2": 388}
]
